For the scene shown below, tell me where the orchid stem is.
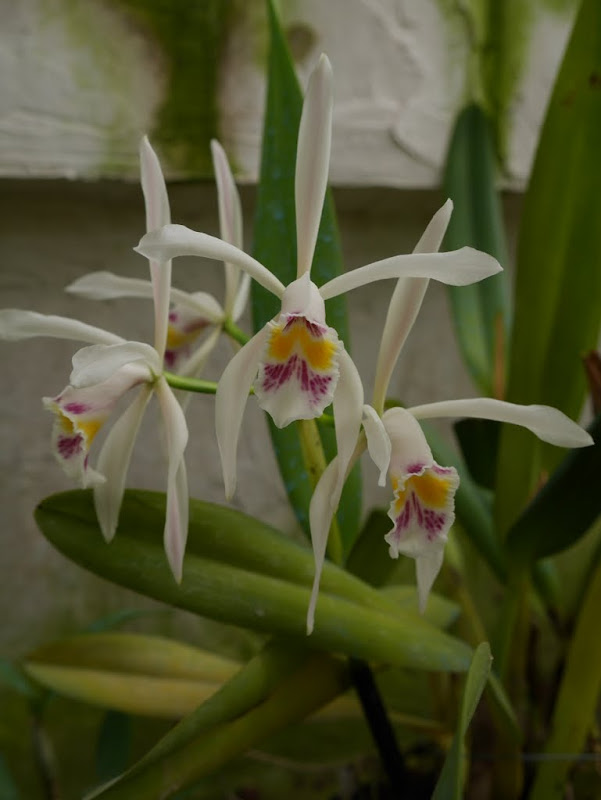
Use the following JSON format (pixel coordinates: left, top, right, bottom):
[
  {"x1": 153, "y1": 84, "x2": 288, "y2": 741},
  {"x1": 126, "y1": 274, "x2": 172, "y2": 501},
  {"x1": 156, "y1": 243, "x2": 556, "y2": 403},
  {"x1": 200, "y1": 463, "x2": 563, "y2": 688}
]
[
  {"x1": 223, "y1": 318, "x2": 250, "y2": 346},
  {"x1": 163, "y1": 372, "x2": 218, "y2": 394},
  {"x1": 348, "y1": 657, "x2": 407, "y2": 793}
]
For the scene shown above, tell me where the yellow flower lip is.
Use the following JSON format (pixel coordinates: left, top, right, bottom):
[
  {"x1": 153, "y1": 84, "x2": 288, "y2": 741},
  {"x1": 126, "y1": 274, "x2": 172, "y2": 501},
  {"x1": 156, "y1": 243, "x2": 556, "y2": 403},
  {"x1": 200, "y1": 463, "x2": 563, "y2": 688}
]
[{"x1": 267, "y1": 314, "x2": 337, "y2": 372}]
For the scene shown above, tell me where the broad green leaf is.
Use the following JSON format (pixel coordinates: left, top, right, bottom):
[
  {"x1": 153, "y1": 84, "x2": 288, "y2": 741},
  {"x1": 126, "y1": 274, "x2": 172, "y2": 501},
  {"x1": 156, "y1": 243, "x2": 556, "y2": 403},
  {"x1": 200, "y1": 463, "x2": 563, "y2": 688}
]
[
  {"x1": 507, "y1": 413, "x2": 601, "y2": 565},
  {"x1": 251, "y1": 0, "x2": 361, "y2": 550},
  {"x1": 0, "y1": 755, "x2": 19, "y2": 800},
  {"x1": 496, "y1": 0, "x2": 601, "y2": 533},
  {"x1": 96, "y1": 711, "x2": 132, "y2": 784},
  {"x1": 346, "y1": 508, "x2": 398, "y2": 586},
  {"x1": 36, "y1": 490, "x2": 472, "y2": 673},
  {"x1": 431, "y1": 642, "x2": 492, "y2": 800},
  {"x1": 443, "y1": 104, "x2": 511, "y2": 396},
  {"x1": 454, "y1": 418, "x2": 500, "y2": 490},
  {"x1": 381, "y1": 586, "x2": 460, "y2": 630},
  {"x1": 24, "y1": 633, "x2": 239, "y2": 718},
  {"x1": 529, "y1": 556, "x2": 601, "y2": 800},
  {"x1": 87, "y1": 645, "x2": 347, "y2": 800}
]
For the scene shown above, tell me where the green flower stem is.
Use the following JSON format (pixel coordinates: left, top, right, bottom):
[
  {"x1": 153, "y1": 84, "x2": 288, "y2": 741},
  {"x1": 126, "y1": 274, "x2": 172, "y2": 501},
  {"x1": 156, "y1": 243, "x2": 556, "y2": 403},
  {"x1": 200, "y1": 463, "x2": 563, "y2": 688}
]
[
  {"x1": 163, "y1": 372, "x2": 218, "y2": 394},
  {"x1": 222, "y1": 317, "x2": 250, "y2": 346},
  {"x1": 297, "y1": 418, "x2": 343, "y2": 565},
  {"x1": 529, "y1": 555, "x2": 601, "y2": 800}
]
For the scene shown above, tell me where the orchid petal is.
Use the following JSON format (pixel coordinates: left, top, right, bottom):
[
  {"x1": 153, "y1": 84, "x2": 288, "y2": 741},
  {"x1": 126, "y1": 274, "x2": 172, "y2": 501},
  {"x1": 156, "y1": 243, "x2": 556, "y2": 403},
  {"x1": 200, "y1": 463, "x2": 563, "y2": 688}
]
[
  {"x1": 231, "y1": 271, "x2": 252, "y2": 322},
  {"x1": 177, "y1": 326, "x2": 222, "y2": 413},
  {"x1": 94, "y1": 385, "x2": 153, "y2": 541},
  {"x1": 307, "y1": 435, "x2": 367, "y2": 635},
  {"x1": 295, "y1": 54, "x2": 333, "y2": 279},
  {"x1": 136, "y1": 225, "x2": 285, "y2": 299},
  {"x1": 140, "y1": 137, "x2": 171, "y2": 359},
  {"x1": 319, "y1": 247, "x2": 501, "y2": 301},
  {"x1": 0, "y1": 310, "x2": 123, "y2": 346},
  {"x1": 70, "y1": 342, "x2": 159, "y2": 387},
  {"x1": 332, "y1": 349, "x2": 364, "y2": 504},
  {"x1": 254, "y1": 310, "x2": 341, "y2": 428},
  {"x1": 407, "y1": 398, "x2": 593, "y2": 448},
  {"x1": 216, "y1": 327, "x2": 270, "y2": 500},
  {"x1": 307, "y1": 456, "x2": 339, "y2": 635},
  {"x1": 211, "y1": 140, "x2": 244, "y2": 316},
  {"x1": 372, "y1": 200, "x2": 453, "y2": 413},
  {"x1": 67, "y1": 272, "x2": 224, "y2": 323},
  {"x1": 362, "y1": 404, "x2": 391, "y2": 487},
  {"x1": 156, "y1": 377, "x2": 189, "y2": 582},
  {"x1": 415, "y1": 549, "x2": 446, "y2": 614},
  {"x1": 383, "y1": 408, "x2": 459, "y2": 612}
]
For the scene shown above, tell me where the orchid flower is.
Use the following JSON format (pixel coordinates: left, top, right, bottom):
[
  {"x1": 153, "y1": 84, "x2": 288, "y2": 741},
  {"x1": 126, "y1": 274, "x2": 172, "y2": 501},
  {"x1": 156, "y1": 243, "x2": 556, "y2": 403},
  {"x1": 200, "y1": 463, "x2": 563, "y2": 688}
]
[
  {"x1": 306, "y1": 200, "x2": 593, "y2": 633},
  {"x1": 67, "y1": 139, "x2": 249, "y2": 382},
  {"x1": 135, "y1": 54, "x2": 501, "y2": 504},
  {"x1": 0, "y1": 138, "x2": 190, "y2": 581}
]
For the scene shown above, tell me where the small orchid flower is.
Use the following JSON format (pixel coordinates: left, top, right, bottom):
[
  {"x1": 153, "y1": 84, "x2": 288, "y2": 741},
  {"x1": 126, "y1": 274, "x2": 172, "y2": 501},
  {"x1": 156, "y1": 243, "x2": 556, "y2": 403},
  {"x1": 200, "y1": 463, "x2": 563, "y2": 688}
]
[
  {"x1": 307, "y1": 199, "x2": 593, "y2": 633},
  {"x1": 0, "y1": 138, "x2": 190, "y2": 581},
  {"x1": 67, "y1": 140, "x2": 249, "y2": 383},
  {"x1": 135, "y1": 54, "x2": 501, "y2": 503}
]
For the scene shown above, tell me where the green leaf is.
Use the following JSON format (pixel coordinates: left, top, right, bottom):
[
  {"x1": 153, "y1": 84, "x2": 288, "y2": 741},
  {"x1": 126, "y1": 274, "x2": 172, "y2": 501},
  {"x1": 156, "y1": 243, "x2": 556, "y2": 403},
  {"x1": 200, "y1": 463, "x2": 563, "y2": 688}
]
[
  {"x1": 529, "y1": 555, "x2": 601, "y2": 799},
  {"x1": 24, "y1": 633, "x2": 239, "y2": 718},
  {"x1": 346, "y1": 509, "x2": 398, "y2": 587},
  {"x1": 443, "y1": 104, "x2": 511, "y2": 396},
  {"x1": 496, "y1": 0, "x2": 601, "y2": 533},
  {"x1": 431, "y1": 642, "x2": 492, "y2": 800},
  {"x1": 36, "y1": 490, "x2": 472, "y2": 673},
  {"x1": 454, "y1": 418, "x2": 500, "y2": 491},
  {"x1": 507, "y1": 413, "x2": 601, "y2": 565},
  {"x1": 251, "y1": 0, "x2": 361, "y2": 550},
  {"x1": 86, "y1": 644, "x2": 347, "y2": 800},
  {"x1": 0, "y1": 755, "x2": 19, "y2": 800},
  {"x1": 96, "y1": 711, "x2": 132, "y2": 784}
]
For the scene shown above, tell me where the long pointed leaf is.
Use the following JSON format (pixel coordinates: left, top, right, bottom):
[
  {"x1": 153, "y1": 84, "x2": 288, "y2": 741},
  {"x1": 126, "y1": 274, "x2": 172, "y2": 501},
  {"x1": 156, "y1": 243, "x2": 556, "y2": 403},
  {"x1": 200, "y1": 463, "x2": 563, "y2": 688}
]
[{"x1": 496, "y1": 0, "x2": 601, "y2": 532}]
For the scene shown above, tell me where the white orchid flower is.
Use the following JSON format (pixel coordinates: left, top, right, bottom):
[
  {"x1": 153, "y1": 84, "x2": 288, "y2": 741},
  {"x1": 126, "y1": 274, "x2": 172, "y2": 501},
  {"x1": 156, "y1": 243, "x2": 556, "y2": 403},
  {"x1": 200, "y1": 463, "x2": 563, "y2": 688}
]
[
  {"x1": 135, "y1": 54, "x2": 501, "y2": 503},
  {"x1": 307, "y1": 200, "x2": 593, "y2": 634},
  {"x1": 0, "y1": 138, "x2": 190, "y2": 581},
  {"x1": 67, "y1": 139, "x2": 249, "y2": 381}
]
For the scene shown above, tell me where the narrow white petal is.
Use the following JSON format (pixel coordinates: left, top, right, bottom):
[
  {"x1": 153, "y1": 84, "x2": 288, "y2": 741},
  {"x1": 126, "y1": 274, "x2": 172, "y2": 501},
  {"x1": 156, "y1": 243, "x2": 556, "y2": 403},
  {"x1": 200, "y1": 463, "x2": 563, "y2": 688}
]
[
  {"x1": 140, "y1": 136, "x2": 171, "y2": 232},
  {"x1": 216, "y1": 327, "x2": 269, "y2": 499},
  {"x1": 332, "y1": 350, "x2": 364, "y2": 504},
  {"x1": 211, "y1": 139, "x2": 244, "y2": 316},
  {"x1": 140, "y1": 137, "x2": 172, "y2": 359},
  {"x1": 295, "y1": 54, "x2": 333, "y2": 278},
  {"x1": 319, "y1": 247, "x2": 501, "y2": 300},
  {"x1": 67, "y1": 272, "x2": 224, "y2": 323},
  {"x1": 136, "y1": 225, "x2": 285, "y2": 299},
  {"x1": 0, "y1": 310, "x2": 123, "y2": 345},
  {"x1": 307, "y1": 457, "x2": 339, "y2": 635},
  {"x1": 231, "y1": 271, "x2": 252, "y2": 322},
  {"x1": 408, "y1": 398, "x2": 593, "y2": 448},
  {"x1": 156, "y1": 378, "x2": 189, "y2": 582},
  {"x1": 372, "y1": 200, "x2": 453, "y2": 412},
  {"x1": 70, "y1": 342, "x2": 159, "y2": 387},
  {"x1": 416, "y1": 549, "x2": 445, "y2": 613},
  {"x1": 164, "y1": 459, "x2": 189, "y2": 583},
  {"x1": 94, "y1": 385, "x2": 153, "y2": 541},
  {"x1": 362, "y1": 405, "x2": 391, "y2": 486},
  {"x1": 307, "y1": 435, "x2": 367, "y2": 635}
]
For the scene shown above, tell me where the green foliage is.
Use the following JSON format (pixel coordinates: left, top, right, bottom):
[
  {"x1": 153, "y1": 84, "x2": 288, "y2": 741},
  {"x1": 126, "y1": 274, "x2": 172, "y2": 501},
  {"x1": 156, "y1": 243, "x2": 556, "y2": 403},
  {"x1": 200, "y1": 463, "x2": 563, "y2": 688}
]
[
  {"x1": 507, "y1": 413, "x2": 601, "y2": 565},
  {"x1": 251, "y1": 0, "x2": 361, "y2": 550},
  {"x1": 443, "y1": 104, "x2": 511, "y2": 396},
  {"x1": 35, "y1": 490, "x2": 472, "y2": 673},
  {"x1": 496, "y1": 0, "x2": 601, "y2": 532},
  {"x1": 431, "y1": 643, "x2": 492, "y2": 799}
]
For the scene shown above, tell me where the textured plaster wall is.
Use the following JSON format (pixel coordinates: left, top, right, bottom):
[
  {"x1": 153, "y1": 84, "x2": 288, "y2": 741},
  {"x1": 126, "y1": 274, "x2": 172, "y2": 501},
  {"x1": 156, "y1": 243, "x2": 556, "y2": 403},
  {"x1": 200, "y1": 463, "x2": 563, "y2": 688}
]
[{"x1": 0, "y1": 179, "x2": 520, "y2": 658}]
